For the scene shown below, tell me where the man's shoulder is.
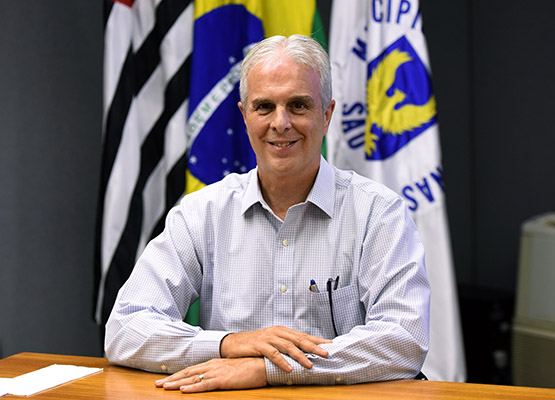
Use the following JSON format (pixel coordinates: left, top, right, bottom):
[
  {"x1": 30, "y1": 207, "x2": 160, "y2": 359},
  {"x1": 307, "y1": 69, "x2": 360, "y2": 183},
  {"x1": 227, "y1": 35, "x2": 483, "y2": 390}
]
[
  {"x1": 332, "y1": 166, "x2": 401, "y2": 204},
  {"x1": 184, "y1": 170, "x2": 252, "y2": 200}
]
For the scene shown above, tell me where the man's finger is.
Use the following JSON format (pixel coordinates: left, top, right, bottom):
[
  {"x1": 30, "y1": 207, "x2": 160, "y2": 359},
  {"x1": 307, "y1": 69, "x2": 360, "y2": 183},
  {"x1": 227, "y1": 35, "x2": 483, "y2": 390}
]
[
  {"x1": 275, "y1": 331, "x2": 331, "y2": 360},
  {"x1": 296, "y1": 336, "x2": 331, "y2": 357},
  {"x1": 160, "y1": 374, "x2": 203, "y2": 390},
  {"x1": 260, "y1": 344, "x2": 293, "y2": 372},
  {"x1": 273, "y1": 340, "x2": 314, "y2": 369},
  {"x1": 155, "y1": 370, "x2": 188, "y2": 387},
  {"x1": 180, "y1": 378, "x2": 216, "y2": 394}
]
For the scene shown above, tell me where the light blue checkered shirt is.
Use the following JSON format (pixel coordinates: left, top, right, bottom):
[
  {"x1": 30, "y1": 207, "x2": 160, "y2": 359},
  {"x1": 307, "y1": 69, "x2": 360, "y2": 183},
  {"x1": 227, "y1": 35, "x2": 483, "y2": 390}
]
[{"x1": 105, "y1": 157, "x2": 430, "y2": 385}]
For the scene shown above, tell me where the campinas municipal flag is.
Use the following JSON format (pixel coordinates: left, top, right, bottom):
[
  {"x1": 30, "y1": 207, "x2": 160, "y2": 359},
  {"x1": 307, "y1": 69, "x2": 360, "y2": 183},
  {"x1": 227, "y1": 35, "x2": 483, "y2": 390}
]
[{"x1": 327, "y1": 0, "x2": 466, "y2": 381}]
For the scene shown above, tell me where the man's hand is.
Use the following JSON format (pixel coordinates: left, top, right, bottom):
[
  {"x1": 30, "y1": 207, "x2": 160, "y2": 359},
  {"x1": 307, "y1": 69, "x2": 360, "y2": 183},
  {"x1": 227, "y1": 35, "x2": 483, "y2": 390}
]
[
  {"x1": 220, "y1": 326, "x2": 332, "y2": 372},
  {"x1": 155, "y1": 358, "x2": 266, "y2": 393}
]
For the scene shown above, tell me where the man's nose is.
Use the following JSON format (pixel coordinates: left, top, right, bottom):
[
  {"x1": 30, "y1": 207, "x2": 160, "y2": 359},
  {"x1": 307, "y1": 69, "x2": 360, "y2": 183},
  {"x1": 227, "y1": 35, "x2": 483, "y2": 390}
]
[{"x1": 270, "y1": 106, "x2": 292, "y2": 133}]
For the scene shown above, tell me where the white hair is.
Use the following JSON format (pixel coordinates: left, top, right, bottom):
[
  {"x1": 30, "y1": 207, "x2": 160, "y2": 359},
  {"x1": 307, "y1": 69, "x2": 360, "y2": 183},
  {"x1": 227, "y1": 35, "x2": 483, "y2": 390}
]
[{"x1": 239, "y1": 34, "x2": 332, "y2": 111}]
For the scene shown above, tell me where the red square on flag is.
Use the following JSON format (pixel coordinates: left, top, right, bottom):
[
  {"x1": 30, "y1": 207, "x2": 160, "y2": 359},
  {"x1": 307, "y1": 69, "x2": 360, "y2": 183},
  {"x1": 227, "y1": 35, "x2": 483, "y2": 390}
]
[{"x1": 113, "y1": 0, "x2": 134, "y2": 7}]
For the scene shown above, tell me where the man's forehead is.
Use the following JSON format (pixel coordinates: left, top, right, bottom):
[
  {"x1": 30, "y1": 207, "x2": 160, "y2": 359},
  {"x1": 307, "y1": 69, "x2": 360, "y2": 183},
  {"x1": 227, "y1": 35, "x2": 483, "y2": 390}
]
[
  {"x1": 248, "y1": 51, "x2": 315, "y2": 79},
  {"x1": 246, "y1": 59, "x2": 320, "y2": 97},
  {"x1": 250, "y1": 94, "x2": 316, "y2": 106}
]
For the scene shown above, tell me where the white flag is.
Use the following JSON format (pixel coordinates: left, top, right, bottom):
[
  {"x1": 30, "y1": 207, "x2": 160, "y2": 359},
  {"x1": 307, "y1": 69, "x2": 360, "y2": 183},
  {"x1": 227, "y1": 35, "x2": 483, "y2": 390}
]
[{"x1": 328, "y1": 0, "x2": 465, "y2": 381}]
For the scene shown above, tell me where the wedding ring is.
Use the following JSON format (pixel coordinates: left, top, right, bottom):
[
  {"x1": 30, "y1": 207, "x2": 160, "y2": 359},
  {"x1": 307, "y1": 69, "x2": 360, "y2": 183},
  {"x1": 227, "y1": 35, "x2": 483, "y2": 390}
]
[{"x1": 199, "y1": 374, "x2": 204, "y2": 381}]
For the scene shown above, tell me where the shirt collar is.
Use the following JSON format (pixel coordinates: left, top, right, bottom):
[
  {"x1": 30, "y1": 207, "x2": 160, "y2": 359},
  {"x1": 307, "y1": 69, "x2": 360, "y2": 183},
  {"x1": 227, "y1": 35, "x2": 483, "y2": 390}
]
[
  {"x1": 241, "y1": 156, "x2": 335, "y2": 218},
  {"x1": 306, "y1": 156, "x2": 335, "y2": 218},
  {"x1": 241, "y1": 168, "x2": 263, "y2": 215}
]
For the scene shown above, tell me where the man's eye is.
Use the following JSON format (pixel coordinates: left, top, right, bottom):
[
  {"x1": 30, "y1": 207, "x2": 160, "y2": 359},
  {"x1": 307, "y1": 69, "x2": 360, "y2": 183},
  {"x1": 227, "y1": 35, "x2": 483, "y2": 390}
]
[
  {"x1": 292, "y1": 102, "x2": 307, "y2": 110},
  {"x1": 256, "y1": 103, "x2": 272, "y2": 111}
]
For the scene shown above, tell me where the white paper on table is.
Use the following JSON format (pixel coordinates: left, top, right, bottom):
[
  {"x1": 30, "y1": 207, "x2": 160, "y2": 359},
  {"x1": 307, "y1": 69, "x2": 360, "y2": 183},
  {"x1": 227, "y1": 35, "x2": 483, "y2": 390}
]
[
  {"x1": 0, "y1": 377, "x2": 12, "y2": 397},
  {"x1": 0, "y1": 364, "x2": 103, "y2": 396}
]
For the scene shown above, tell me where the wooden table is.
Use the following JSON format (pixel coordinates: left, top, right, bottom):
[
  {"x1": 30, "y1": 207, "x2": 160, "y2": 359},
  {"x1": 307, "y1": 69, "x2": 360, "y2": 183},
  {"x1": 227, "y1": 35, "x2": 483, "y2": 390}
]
[{"x1": 1, "y1": 353, "x2": 554, "y2": 399}]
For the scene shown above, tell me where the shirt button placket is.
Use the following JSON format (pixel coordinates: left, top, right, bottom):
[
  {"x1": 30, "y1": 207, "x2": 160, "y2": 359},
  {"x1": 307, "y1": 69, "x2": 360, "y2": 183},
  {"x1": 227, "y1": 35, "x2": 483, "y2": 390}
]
[
  {"x1": 279, "y1": 238, "x2": 290, "y2": 296},
  {"x1": 275, "y1": 226, "x2": 294, "y2": 327}
]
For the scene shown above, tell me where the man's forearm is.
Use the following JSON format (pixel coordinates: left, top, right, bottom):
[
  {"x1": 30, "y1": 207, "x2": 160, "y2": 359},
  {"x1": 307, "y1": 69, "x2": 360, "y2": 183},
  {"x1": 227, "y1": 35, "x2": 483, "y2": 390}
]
[
  {"x1": 264, "y1": 322, "x2": 428, "y2": 386},
  {"x1": 105, "y1": 312, "x2": 229, "y2": 373}
]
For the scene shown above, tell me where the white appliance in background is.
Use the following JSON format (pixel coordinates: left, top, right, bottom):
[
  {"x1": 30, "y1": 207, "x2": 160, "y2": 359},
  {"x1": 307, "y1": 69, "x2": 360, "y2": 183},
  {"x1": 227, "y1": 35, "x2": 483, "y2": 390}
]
[{"x1": 513, "y1": 212, "x2": 555, "y2": 388}]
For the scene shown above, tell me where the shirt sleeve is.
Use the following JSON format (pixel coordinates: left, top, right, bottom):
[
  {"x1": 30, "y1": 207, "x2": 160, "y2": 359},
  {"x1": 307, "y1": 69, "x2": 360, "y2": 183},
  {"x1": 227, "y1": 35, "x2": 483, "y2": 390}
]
[
  {"x1": 265, "y1": 198, "x2": 430, "y2": 385},
  {"x1": 104, "y1": 203, "x2": 231, "y2": 374}
]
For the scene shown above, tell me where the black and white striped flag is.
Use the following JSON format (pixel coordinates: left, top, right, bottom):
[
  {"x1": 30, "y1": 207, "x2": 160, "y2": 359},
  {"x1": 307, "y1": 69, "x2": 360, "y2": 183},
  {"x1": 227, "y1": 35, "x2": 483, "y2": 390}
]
[{"x1": 94, "y1": 0, "x2": 193, "y2": 326}]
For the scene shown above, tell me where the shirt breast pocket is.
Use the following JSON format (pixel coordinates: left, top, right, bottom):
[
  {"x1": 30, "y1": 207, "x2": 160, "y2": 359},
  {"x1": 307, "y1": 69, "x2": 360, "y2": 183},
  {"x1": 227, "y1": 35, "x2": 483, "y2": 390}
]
[{"x1": 310, "y1": 284, "x2": 365, "y2": 338}]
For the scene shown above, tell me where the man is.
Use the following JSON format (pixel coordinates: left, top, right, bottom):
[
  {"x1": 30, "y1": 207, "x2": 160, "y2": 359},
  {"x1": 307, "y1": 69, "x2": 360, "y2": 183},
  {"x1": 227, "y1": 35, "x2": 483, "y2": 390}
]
[{"x1": 105, "y1": 34, "x2": 430, "y2": 393}]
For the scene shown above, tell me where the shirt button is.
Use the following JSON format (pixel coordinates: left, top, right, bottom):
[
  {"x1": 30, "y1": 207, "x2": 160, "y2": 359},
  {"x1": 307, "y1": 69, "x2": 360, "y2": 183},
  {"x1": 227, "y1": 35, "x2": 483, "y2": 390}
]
[
  {"x1": 286, "y1": 379, "x2": 293, "y2": 386},
  {"x1": 280, "y1": 285, "x2": 287, "y2": 293},
  {"x1": 335, "y1": 377, "x2": 342, "y2": 383},
  {"x1": 282, "y1": 239, "x2": 289, "y2": 247},
  {"x1": 161, "y1": 365, "x2": 167, "y2": 372}
]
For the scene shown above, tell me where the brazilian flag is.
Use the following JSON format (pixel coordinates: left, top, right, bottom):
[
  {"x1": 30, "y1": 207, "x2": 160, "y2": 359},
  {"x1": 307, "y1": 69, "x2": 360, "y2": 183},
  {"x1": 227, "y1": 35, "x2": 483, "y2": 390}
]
[{"x1": 184, "y1": 0, "x2": 325, "y2": 325}]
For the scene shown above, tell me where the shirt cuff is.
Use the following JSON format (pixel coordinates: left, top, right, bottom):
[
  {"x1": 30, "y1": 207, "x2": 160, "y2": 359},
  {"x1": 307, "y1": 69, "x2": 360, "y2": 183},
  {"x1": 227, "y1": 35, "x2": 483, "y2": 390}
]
[
  {"x1": 192, "y1": 330, "x2": 231, "y2": 362},
  {"x1": 264, "y1": 354, "x2": 314, "y2": 386},
  {"x1": 265, "y1": 353, "x2": 345, "y2": 386}
]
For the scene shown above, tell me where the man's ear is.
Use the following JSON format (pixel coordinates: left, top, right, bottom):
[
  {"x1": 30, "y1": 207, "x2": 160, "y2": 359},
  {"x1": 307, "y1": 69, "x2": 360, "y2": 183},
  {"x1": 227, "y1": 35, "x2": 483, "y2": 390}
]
[
  {"x1": 323, "y1": 99, "x2": 336, "y2": 134},
  {"x1": 238, "y1": 101, "x2": 247, "y2": 123}
]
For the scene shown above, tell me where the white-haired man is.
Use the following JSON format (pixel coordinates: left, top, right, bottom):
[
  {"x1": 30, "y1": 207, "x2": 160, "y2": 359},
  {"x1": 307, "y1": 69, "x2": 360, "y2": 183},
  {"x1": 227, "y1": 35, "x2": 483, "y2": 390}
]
[{"x1": 105, "y1": 34, "x2": 430, "y2": 393}]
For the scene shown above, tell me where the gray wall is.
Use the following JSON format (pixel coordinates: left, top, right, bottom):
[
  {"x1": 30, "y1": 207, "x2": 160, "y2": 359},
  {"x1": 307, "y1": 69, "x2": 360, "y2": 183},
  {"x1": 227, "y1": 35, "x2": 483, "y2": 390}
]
[
  {"x1": 0, "y1": 0, "x2": 554, "y2": 381},
  {"x1": 421, "y1": 0, "x2": 555, "y2": 290},
  {"x1": 0, "y1": 2, "x2": 103, "y2": 357}
]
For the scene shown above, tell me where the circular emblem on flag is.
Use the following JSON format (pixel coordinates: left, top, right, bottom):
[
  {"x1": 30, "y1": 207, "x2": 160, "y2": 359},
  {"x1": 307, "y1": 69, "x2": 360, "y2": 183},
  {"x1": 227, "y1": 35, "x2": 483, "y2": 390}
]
[{"x1": 187, "y1": 5, "x2": 262, "y2": 185}]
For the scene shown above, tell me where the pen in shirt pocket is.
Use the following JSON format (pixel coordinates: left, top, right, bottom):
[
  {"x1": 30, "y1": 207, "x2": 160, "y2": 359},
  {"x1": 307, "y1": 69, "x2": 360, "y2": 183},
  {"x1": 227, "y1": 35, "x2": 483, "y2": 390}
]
[
  {"x1": 327, "y1": 276, "x2": 340, "y2": 337},
  {"x1": 309, "y1": 279, "x2": 320, "y2": 293}
]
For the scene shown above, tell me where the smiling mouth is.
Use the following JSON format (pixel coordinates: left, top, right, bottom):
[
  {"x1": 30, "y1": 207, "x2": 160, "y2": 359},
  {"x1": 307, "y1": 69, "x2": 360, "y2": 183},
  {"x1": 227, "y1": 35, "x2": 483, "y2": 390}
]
[{"x1": 269, "y1": 141, "x2": 297, "y2": 148}]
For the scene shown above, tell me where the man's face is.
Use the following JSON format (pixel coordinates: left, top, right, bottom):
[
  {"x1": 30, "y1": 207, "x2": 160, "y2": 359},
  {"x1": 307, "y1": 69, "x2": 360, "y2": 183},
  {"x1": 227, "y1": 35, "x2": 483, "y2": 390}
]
[{"x1": 239, "y1": 55, "x2": 334, "y2": 181}]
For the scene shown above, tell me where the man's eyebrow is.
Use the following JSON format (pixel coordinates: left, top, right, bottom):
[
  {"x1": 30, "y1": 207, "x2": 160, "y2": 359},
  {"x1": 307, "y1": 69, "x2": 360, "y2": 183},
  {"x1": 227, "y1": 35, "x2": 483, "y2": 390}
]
[
  {"x1": 290, "y1": 95, "x2": 315, "y2": 106},
  {"x1": 249, "y1": 95, "x2": 316, "y2": 108},
  {"x1": 251, "y1": 98, "x2": 271, "y2": 108}
]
